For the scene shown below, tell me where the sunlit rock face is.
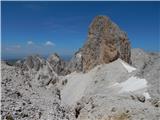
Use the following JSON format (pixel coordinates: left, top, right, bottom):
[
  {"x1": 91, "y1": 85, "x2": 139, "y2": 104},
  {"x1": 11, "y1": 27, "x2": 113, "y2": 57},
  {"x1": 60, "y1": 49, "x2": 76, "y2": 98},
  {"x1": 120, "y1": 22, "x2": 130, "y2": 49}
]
[
  {"x1": 70, "y1": 15, "x2": 131, "y2": 72},
  {"x1": 47, "y1": 53, "x2": 69, "y2": 75}
]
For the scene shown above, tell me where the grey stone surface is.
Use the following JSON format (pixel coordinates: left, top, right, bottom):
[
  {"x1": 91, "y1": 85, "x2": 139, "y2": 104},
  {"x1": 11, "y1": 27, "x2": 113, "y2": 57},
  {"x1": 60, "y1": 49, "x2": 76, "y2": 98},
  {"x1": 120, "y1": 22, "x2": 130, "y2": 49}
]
[
  {"x1": 131, "y1": 48, "x2": 160, "y2": 100},
  {"x1": 47, "y1": 53, "x2": 70, "y2": 75},
  {"x1": 1, "y1": 50, "x2": 160, "y2": 120}
]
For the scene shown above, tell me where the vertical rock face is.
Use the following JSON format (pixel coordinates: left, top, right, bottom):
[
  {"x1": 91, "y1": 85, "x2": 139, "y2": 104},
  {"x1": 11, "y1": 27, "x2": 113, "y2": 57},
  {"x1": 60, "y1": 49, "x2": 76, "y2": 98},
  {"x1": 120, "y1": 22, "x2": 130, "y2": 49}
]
[{"x1": 70, "y1": 15, "x2": 131, "y2": 72}]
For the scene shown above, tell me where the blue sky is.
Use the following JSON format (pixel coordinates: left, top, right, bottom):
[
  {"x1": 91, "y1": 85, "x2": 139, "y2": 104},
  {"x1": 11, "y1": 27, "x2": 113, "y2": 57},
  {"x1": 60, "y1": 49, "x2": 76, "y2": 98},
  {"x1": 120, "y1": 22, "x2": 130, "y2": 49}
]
[{"x1": 1, "y1": 1, "x2": 160, "y2": 59}]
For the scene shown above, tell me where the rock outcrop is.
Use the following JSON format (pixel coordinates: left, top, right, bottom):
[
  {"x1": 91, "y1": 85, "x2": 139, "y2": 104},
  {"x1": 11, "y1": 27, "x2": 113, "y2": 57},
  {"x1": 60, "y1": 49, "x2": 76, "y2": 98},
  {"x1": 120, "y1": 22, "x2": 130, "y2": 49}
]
[
  {"x1": 15, "y1": 55, "x2": 59, "y2": 87},
  {"x1": 67, "y1": 51, "x2": 83, "y2": 72},
  {"x1": 69, "y1": 15, "x2": 131, "y2": 72},
  {"x1": 16, "y1": 55, "x2": 47, "y2": 71},
  {"x1": 131, "y1": 48, "x2": 160, "y2": 100},
  {"x1": 48, "y1": 53, "x2": 70, "y2": 75}
]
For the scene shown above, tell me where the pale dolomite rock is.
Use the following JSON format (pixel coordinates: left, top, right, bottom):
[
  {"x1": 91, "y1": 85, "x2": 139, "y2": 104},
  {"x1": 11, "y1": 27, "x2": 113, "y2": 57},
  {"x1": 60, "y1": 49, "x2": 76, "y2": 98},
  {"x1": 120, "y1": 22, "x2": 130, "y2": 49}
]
[{"x1": 47, "y1": 53, "x2": 70, "y2": 75}]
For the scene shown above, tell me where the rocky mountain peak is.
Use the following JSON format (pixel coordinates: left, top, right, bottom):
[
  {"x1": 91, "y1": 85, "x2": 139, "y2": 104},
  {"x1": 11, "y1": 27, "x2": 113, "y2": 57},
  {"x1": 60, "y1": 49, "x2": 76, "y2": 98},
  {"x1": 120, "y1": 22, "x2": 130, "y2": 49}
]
[
  {"x1": 48, "y1": 53, "x2": 60, "y2": 62},
  {"x1": 48, "y1": 53, "x2": 70, "y2": 75},
  {"x1": 69, "y1": 15, "x2": 131, "y2": 72},
  {"x1": 88, "y1": 15, "x2": 111, "y2": 37},
  {"x1": 15, "y1": 55, "x2": 47, "y2": 71}
]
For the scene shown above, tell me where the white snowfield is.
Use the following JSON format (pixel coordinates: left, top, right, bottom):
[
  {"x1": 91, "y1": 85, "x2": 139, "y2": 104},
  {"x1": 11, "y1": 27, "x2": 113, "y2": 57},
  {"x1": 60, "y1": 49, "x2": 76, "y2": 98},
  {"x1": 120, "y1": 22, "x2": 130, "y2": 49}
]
[
  {"x1": 112, "y1": 76, "x2": 151, "y2": 99},
  {"x1": 61, "y1": 59, "x2": 150, "y2": 106},
  {"x1": 120, "y1": 59, "x2": 136, "y2": 73},
  {"x1": 119, "y1": 76, "x2": 147, "y2": 93},
  {"x1": 143, "y1": 92, "x2": 151, "y2": 99}
]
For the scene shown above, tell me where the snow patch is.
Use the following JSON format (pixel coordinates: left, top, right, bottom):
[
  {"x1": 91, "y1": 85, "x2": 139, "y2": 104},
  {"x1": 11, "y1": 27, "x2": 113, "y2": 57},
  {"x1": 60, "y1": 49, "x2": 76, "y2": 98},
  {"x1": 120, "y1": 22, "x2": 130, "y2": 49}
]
[
  {"x1": 119, "y1": 76, "x2": 147, "y2": 93},
  {"x1": 76, "y1": 53, "x2": 82, "y2": 59},
  {"x1": 120, "y1": 59, "x2": 136, "y2": 73},
  {"x1": 143, "y1": 92, "x2": 151, "y2": 99},
  {"x1": 109, "y1": 76, "x2": 151, "y2": 99}
]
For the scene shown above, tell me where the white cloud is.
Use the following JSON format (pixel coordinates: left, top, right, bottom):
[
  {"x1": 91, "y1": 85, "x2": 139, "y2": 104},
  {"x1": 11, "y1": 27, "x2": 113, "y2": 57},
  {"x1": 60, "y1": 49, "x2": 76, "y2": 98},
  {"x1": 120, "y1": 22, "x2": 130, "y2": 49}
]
[
  {"x1": 14, "y1": 45, "x2": 21, "y2": 48},
  {"x1": 45, "y1": 41, "x2": 55, "y2": 46},
  {"x1": 27, "y1": 41, "x2": 34, "y2": 45},
  {"x1": 5, "y1": 47, "x2": 11, "y2": 51},
  {"x1": 5, "y1": 45, "x2": 21, "y2": 51}
]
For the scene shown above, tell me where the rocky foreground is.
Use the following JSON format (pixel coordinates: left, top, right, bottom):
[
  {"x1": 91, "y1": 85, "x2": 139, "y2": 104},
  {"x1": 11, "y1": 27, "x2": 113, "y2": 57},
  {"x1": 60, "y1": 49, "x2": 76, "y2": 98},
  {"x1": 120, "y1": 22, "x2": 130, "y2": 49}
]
[{"x1": 1, "y1": 16, "x2": 160, "y2": 120}]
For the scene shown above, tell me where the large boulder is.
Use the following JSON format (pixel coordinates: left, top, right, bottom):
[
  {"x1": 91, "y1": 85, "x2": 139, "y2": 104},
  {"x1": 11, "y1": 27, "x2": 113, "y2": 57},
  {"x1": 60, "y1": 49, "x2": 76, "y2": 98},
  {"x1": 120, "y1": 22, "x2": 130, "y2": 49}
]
[{"x1": 69, "y1": 15, "x2": 131, "y2": 72}]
